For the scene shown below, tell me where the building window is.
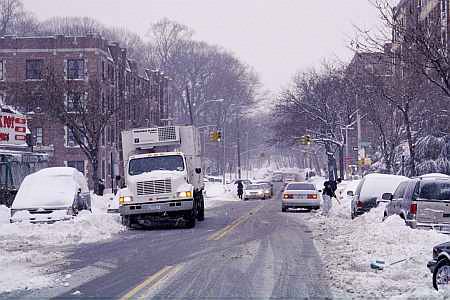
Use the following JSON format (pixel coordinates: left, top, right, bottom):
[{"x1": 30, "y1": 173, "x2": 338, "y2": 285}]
[
  {"x1": 0, "y1": 60, "x2": 5, "y2": 81},
  {"x1": 65, "y1": 126, "x2": 79, "y2": 148},
  {"x1": 26, "y1": 59, "x2": 43, "y2": 80},
  {"x1": 34, "y1": 127, "x2": 43, "y2": 145},
  {"x1": 66, "y1": 92, "x2": 86, "y2": 112},
  {"x1": 67, "y1": 160, "x2": 85, "y2": 174},
  {"x1": 67, "y1": 59, "x2": 85, "y2": 80}
]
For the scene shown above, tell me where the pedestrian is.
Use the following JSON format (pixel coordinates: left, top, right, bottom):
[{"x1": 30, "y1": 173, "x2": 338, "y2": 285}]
[
  {"x1": 322, "y1": 181, "x2": 335, "y2": 216},
  {"x1": 98, "y1": 179, "x2": 105, "y2": 196},
  {"x1": 237, "y1": 181, "x2": 244, "y2": 200}
]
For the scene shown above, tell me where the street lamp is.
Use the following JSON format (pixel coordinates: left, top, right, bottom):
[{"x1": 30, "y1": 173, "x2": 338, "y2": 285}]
[{"x1": 190, "y1": 98, "x2": 224, "y2": 125}]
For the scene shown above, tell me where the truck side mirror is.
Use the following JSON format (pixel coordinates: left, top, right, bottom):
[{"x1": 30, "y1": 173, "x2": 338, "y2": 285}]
[{"x1": 195, "y1": 168, "x2": 202, "y2": 174}]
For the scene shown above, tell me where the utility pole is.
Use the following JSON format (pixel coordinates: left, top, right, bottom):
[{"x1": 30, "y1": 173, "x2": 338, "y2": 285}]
[
  {"x1": 236, "y1": 111, "x2": 241, "y2": 179},
  {"x1": 186, "y1": 85, "x2": 194, "y2": 125},
  {"x1": 356, "y1": 93, "x2": 362, "y2": 168},
  {"x1": 222, "y1": 123, "x2": 226, "y2": 184}
]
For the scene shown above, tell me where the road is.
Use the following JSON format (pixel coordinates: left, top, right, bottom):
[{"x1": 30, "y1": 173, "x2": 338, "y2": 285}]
[{"x1": 20, "y1": 184, "x2": 331, "y2": 299}]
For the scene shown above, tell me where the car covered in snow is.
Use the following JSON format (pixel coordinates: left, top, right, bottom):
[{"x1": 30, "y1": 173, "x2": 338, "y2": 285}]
[
  {"x1": 387, "y1": 175, "x2": 450, "y2": 233},
  {"x1": 351, "y1": 173, "x2": 408, "y2": 219},
  {"x1": 427, "y1": 242, "x2": 450, "y2": 290},
  {"x1": 282, "y1": 182, "x2": 320, "y2": 212},
  {"x1": 10, "y1": 167, "x2": 91, "y2": 223}
]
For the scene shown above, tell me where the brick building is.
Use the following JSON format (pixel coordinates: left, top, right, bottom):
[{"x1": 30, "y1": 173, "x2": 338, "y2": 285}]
[{"x1": 0, "y1": 34, "x2": 171, "y2": 188}]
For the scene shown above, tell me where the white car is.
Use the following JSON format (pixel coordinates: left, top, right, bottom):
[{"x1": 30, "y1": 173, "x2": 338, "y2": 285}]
[
  {"x1": 282, "y1": 182, "x2": 320, "y2": 212},
  {"x1": 10, "y1": 167, "x2": 91, "y2": 223},
  {"x1": 243, "y1": 184, "x2": 267, "y2": 200}
]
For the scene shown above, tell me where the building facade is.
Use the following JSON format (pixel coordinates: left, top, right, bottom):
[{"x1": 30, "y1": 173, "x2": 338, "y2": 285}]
[{"x1": 0, "y1": 34, "x2": 171, "y2": 188}]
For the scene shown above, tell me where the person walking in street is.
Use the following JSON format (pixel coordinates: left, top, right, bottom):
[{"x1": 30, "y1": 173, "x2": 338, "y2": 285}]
[{"x1": 237, "y1": 181, "x2": 244, "y2": 200}]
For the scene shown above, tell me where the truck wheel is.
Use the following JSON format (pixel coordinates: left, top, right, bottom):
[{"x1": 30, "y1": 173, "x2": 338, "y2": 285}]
[
  {"x1": 121, "y1": 216, "x2": 132, "y2": 228},
  {"x1": 197, "y1": 196, "x2": 205, "y2": 221},
  {"x1": 433, "y1": 259, "x2": 450, "y2": 290},
  {"x1": 186, "y1": 213, "x2": 196, "y2": 228}
]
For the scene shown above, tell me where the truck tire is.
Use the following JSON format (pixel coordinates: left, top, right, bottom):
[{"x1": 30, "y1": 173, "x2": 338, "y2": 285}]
[
  {"x1": 197, "y1": 195, "x2": 205, "y2": 221},
  {"x1": 186, "y1": 211, "x2": 196, "y2": 228},
  {"x1": 121, "y1": 216, "x2": 133, "y2": 228}
]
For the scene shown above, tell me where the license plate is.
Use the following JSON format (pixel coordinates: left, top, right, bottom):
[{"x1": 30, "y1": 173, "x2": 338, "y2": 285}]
[
  {"x1": 147, "y1": 204, "x2": 161, "y2": 210},
  {"x1": 295, "y1": 195, "x2": 306, "y2": 199}
]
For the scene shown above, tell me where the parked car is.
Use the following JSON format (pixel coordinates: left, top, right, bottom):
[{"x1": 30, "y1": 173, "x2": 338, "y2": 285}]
[
  {"x1": 256, "y1": 181, "x2": 274, "y2": 198},
  {"x1": 282, "y1": 182, "x2": 320, "y2": 212},
  {"x1": 389, "y1": 175, "x2": 450, "y2": 232},
  {"x1": 427, "y1": 242, "x2": 450, "y2": 290},
  {"x1": 351, "y1": 173, "x2": 408, "y2": 219},
  {"x1": 243, "y1": 184, "x2": 267, "y2": 200},
  {"x1": 339, "y1": 180, "x2": 361, "y2": 203},
  {"x1": 383, "y1": 180, "x2": 412, "y2": 220},
  {"x1": 10, "y1": 167, "x2": 91, "y2": 223}
]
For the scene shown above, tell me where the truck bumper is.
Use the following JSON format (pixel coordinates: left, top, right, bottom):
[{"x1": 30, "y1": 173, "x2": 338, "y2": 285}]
[{"x1": 120, "y1": 199, "x2": 194, "y2": 216}]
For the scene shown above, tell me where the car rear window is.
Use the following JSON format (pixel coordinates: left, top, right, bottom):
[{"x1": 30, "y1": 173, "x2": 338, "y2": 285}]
[
  {"x1": 246, "y1": 185, "x2": 262, "y2": 190},
  {"x1": 419, "y1": 180, "x2": 450, "y2": 200},
  {"x1": 393, "y1": 181, "x2": 408, "y2": 199},
  {"x1": 287, "y1": 183, "x2": 315, "y2": 191}
]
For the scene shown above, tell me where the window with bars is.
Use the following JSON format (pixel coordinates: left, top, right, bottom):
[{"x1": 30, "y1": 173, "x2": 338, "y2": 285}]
[
  {"x1": 66, "y1": 92, "x2": 86, "y2": 112},
  {"x1": 35, "y1": 127, "x2": 43, "y2": 145},
  {"x1": 26, "y1": 59, "x2": 43, "y2": 80},
  {"x1": 67, "y1": 59, "x2": 85, "y2": 80}
]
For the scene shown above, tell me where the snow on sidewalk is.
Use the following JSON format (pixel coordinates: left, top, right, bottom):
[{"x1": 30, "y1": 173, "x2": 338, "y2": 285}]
[
  {"x1": 0, "y1": 194, "x2": 123, "y2": 294},
  {"x1": 204, "y1": 182, "x2": 239, "y2": 209},
  {"x1": 300, "y1": 197, "x2": 450, "y2": 299}
]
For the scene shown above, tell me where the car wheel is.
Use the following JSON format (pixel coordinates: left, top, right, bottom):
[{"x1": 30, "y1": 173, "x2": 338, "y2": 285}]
[{"x1": 433, "y1": 259, "x2": 450, "y2": 290}]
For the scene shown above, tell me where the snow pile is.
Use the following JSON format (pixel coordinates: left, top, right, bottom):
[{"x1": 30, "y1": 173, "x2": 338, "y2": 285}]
[
  {"x1": 0, "y1": 194, "x2": 123, "y2": 294},
  {"x1": 305, "y1": 199, "x2": 450, "y2": 298},
  {"x1": 205, "y1": 182, "x2": 239, "y2": 209}
]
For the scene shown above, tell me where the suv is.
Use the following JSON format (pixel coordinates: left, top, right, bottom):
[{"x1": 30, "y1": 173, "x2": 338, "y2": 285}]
[{"x1": 399, "y1": 175, "x2": 450, "y2": 232}]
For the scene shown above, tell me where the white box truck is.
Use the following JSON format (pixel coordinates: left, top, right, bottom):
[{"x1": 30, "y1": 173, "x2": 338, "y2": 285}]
[{"x1": 119, "y1": 125, "x2": 205, "y2": 228}]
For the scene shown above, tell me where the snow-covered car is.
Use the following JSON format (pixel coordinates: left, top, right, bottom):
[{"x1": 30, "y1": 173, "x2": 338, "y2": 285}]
[
  {"x1": 428, "y1": 242, "x2": 450, "y2": 290},
  {"x1": 351, "y1": 173, "x2": 408, "y2": 219},
  {"x1": 282, "y1": 182, "x2": 320, "y2": 212},
  {"x1": 10, "y1": 167, "x2": 91, "y2": 223},
  {"x1": 243, "y1": 184, "x2": 267, "y2": 200},
  {"x1": 339, "y1": 180, "x2": 361, "y2": 202}
]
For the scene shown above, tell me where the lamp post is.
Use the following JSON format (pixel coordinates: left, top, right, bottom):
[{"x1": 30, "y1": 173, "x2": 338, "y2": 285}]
[{"x1": 190, "y1": 98, "x2": 224, "y2": 125}]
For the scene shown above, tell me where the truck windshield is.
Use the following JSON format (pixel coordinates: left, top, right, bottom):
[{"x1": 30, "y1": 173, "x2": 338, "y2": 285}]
[{"x1": 128, "y1": 155, "x2": 185, "y2": 176}]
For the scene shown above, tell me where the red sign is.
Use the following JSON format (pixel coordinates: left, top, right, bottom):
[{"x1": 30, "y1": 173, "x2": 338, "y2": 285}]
[{"x1": 0, "y1": 112, "x2": 27, "y2": 146}]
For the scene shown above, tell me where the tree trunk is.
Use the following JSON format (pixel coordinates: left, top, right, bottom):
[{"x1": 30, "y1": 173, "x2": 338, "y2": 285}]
[
  {"x1": 91, "y1": 156, "x2": 100, "y2": 195},
  {"x1": 403, "y1": 110, "x2": 416, "y2": 176}
]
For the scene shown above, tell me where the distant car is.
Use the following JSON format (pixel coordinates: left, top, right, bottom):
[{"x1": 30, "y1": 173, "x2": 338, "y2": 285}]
[
  {"x1": 10, "y1": 167, "x2": 91, "y2": 223},
  {"x1": 256, "y1": 181, "x2": 274, "y2": 198},
  {"x1": 234, "y1": 179, "x2": 252, "y2": 187},
  {"x1": 428, "y1": 242, "x2": 450, "y2": 290},
  {"x1": 243, "y1": 184, "x2": 267, "y2": 200},
  {"x1": 282, "y1": 182, "x2": 320, "y2": 212},
  {"x1": 283, "y1": 174, "x2": 297, "y2": 184},
  {"x1": 272, "y1": 173, "x2": 284, "y2": 182},
  {"x1": 351, "y1": 173, "x2": 408, "y2": 219},
  {"x1": 385, "y1": 175, "x2": 450, "y2": 232}
]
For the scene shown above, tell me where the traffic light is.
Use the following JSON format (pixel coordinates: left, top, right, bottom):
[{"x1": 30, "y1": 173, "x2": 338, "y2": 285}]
[
  {"x1": 297, "y1": 135, "x2": 312, "y2": 145},
  {"x1": 210, "y1": 131, "x2": 222, "y2": 142}
]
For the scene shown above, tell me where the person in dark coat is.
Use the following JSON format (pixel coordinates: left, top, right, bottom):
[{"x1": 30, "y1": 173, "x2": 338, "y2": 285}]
[
  {"x1": 98, "y1": 179, "x2": 105, "y2": 196},
  {"x1": 237, "y1": 181, "x2": 244, "y2": 199}
]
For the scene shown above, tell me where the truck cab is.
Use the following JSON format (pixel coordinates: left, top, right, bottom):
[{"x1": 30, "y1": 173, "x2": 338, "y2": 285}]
[{"x1": 119, "y1": 126, "x2": 205, "y2": 228}]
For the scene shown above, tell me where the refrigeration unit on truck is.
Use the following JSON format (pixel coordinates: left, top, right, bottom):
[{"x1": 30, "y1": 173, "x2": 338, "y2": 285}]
[{"x1": 119, "y1": 125, "x2": 205, "y2": 228}]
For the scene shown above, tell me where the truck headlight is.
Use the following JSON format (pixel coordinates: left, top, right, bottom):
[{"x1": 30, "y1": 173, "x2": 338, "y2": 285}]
[
  {"x1": 177, "y1": 191, "x2": 192, "y2": 198},
  {"x1": 119, "y1": 196, "x2": 133, "y2": 205},
  {"x1": 258, "y1": 191, "x2": 263, "y2": 195}
]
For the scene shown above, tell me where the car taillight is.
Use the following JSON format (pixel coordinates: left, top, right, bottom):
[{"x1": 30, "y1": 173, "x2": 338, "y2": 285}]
[
  {"x1": 307, "y1": 194, "x2": 318, "y2": 200},
  {"x1": 283, "y1": 193, "x2": 293, "y2": 199},
  {"x1": 410, "y1": 203, "x2": 417, "y2": 215},
  {"x1": 357, "y1": 201, "x2": 363, "y2": 208}
]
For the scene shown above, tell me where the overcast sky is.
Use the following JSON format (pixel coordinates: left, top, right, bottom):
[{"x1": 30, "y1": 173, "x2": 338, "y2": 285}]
[{"x1": 22, "y1": 0, "x2": 380, "y2": 92}]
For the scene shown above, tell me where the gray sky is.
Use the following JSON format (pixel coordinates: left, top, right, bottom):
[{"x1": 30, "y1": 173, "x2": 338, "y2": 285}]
[{"x1": 22, "y1": 0, "x2": 380, "y2": 92}]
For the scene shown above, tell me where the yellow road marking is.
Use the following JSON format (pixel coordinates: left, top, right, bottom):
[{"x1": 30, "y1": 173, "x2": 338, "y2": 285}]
[
  {"x1": 120, "y1": 266, "x2": 175, "y2": 300},
  {"x1": 137, "y1": 264, "x2": 183, "y2": 300},
  {"x1": 208, "y1": 205, "x2": 264, "y2": 241}
]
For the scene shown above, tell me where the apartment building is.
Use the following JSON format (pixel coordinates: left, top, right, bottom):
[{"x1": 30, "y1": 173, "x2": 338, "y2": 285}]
[{"x1": 0, "y1": 34, "x2": 171, "y2": 188}]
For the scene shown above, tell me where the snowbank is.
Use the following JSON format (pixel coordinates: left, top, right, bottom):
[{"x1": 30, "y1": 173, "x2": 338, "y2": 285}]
[
  {"x1": 205, "y1": 182, "x2": 239, "y2": 209},
  {"x1": 302, "y1": 195, "x2": 450, "y2": 298},
  {"x1": 0, "y1": 195, "x2": 123, "y2": 294}
]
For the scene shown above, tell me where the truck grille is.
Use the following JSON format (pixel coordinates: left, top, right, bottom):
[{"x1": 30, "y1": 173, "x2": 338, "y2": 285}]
[{"x1": 137, "y1": 179, "x2": 172, "y2": 195}]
